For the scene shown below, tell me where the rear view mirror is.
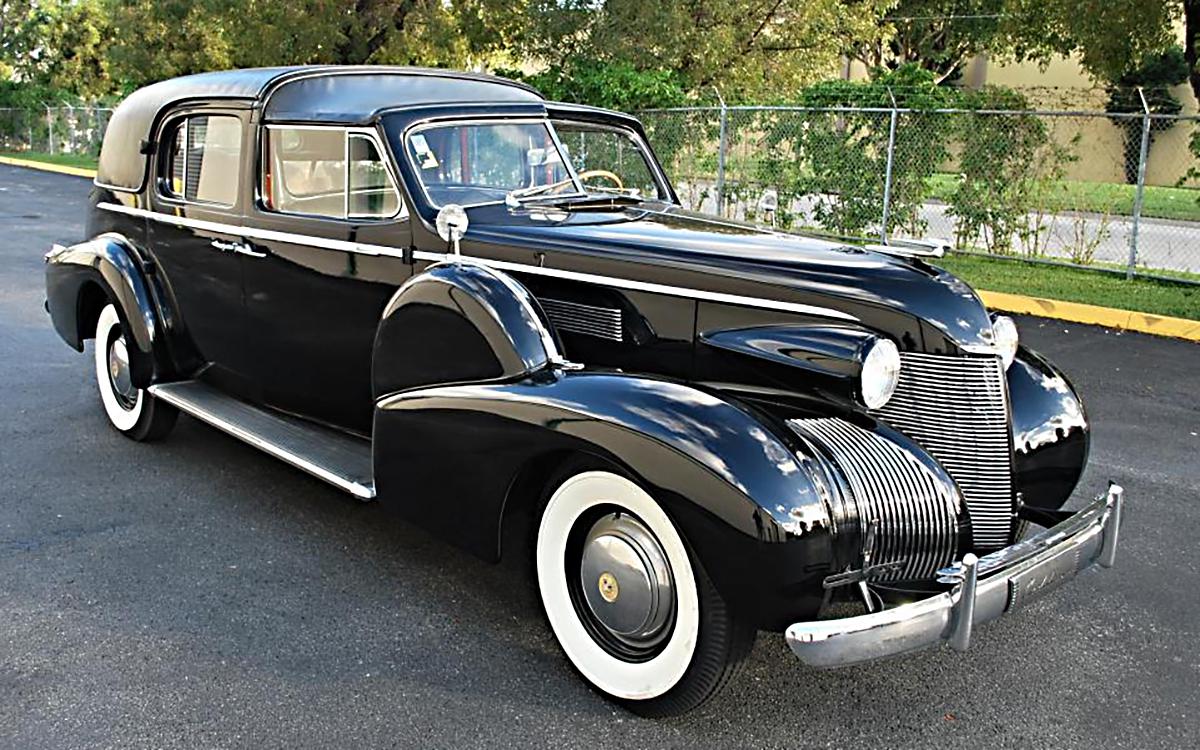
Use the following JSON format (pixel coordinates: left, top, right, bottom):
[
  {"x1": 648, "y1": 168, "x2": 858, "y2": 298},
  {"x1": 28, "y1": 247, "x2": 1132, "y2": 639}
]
[{"x1": 436, "y1": 204, "x2": 469, "y2": 255}]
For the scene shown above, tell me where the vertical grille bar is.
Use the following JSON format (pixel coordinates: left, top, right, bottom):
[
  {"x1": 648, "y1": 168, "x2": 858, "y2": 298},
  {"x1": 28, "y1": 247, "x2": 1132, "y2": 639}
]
[
  {"x1": 788, "y1": 418, "x2": 959, "y2": 581},
  {"x1": 872, "y1": 353, "x2": 1015, "y2": 550}
]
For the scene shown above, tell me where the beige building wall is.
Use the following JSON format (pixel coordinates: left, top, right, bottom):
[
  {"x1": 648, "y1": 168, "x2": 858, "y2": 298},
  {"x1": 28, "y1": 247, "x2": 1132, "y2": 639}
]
[{"x1": 984, "y1": 51, "x2": 1198, "y2": 188}]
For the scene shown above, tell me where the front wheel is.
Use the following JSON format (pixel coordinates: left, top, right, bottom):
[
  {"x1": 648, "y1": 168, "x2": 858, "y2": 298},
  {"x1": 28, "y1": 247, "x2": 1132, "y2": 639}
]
[
  {"x1": 93, "y1": 304, "x2": 176, "y2": 441},
  {"x1": 536, "y1": 469, "x2": 754, "y2": 717}
]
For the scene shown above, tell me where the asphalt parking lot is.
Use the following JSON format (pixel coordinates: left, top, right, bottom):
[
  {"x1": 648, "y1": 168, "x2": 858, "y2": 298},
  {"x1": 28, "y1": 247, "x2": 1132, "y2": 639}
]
[{"x1": 1, "y1": 163, "x2": 1198, "y2": 749}]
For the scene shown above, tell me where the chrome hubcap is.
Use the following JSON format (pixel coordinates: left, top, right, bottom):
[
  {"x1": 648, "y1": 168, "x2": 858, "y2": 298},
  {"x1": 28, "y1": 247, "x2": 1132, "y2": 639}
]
[
  {"x1": 106, "y1": 334, "x2": 137, "y2": 408},
  {"x1": 579, "y1": 512, "x2": 675, "y2": 649}
]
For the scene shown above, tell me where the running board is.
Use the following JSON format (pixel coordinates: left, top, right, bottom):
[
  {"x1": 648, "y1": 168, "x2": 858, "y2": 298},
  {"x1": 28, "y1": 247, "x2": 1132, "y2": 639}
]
[{"x1": 148, "y1": 380, "x2": 375, "y2": 500}]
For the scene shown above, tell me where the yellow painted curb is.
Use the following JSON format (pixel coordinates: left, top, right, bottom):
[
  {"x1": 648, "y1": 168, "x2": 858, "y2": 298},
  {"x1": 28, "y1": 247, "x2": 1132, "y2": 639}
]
[
  {"x1": 979, "y1": 290, "x2": 1200, "y2": 342},
  {"x1": 0, "y1": 155, "x2": 97, "y2": 178},
  {"x1": 1, "y1": 154, "x2": 1196, "y2": 341}
]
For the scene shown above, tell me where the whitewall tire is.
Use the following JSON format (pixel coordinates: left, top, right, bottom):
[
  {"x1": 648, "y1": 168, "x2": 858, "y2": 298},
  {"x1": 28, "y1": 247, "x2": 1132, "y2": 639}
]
[
  {"x1": 93, "y1": 304, "x2": 176, "y2": 441},
  {"x1": 536, "y1": 467, "x2": 754, "y2": 716}
]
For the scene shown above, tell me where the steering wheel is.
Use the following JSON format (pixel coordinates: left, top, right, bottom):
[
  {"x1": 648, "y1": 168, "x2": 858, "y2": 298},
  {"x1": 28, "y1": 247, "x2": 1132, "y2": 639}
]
[{"x1": 577, "y1": 169, "x2": 624, "y2": 190}]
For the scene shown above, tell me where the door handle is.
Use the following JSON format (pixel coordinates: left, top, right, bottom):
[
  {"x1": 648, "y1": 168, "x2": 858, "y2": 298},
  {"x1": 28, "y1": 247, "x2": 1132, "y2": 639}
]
[
  {"x1": 232, "y1": 242, "x2": 267, "y2": 258},
  {"x1": 210, "y1": 238, "x2": 267, "y2": 258}
]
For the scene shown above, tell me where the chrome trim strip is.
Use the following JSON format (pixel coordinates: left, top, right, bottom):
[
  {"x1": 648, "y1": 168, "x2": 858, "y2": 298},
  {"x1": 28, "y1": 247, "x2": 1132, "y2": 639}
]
[
  {"x1": 469, "y1": 255, "x2": 859, "y2": 321},
  {"x1": 148, "y1": 383, "x2": 376, "y2": 500},
  {"x1": 785, "y1": 483, "x2": 1123, "y2": 668},
  {"x1": 97, "y1": 203, "x2": 859, "y2": 321},
  {"x1": 98, "y1": 202, "x2": 411, "y2": 259}
]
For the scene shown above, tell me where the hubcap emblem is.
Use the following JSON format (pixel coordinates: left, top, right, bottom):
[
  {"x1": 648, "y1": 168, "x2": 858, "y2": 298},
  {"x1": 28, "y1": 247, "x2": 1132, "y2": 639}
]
[{"x1": 597, "y1": 572, "x2": 619, "y2": 603}]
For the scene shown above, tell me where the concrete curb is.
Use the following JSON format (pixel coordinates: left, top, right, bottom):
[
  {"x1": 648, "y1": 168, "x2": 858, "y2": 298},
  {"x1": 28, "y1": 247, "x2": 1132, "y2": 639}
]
[
  {"x1": 978, "y1": 290, "x2": 1200, "y2": 343},
  {"x1": 0, "y1": 155, "x2": 98, "y2": 178},
  {"x1": 1, "y1": 155, "x2": 1195, "y2": 342}
]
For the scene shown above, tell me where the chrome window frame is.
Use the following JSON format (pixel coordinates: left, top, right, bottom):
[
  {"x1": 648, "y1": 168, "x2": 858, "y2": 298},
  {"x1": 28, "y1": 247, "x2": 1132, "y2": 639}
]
[
  {"x1": 400, "y1": 117, "x2": 586, "y2": 210},
  {"x1": 259, "y1": 123, "x2": 407, "y2": 222},
  {"x1": 154, "y1": 112, "x2": 243, "y2": 210}
]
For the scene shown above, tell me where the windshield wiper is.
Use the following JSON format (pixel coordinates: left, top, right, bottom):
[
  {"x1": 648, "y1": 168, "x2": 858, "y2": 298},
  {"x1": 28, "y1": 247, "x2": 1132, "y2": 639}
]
[
  {"x1": 533, "y1": 192, "x2": 644, "y2": 210},
  {"x1": 505, "y1": 178, "x2": 578, "y2": 207}
]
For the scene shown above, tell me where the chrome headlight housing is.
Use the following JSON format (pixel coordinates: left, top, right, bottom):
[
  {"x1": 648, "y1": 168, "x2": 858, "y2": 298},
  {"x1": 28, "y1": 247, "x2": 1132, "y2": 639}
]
[
  {"x1": 860, "y1": 338, "x2": 901, "y2": 409},
  {"x1": 992, "y1": 315, "x2": 1019, "y2": 369}
]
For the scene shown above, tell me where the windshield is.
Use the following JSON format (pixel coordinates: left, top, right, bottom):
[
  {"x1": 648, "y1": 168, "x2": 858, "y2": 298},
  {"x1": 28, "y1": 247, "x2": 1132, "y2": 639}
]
[
  {"x1": 405, "y1": 121, "x2": 580, "y2": 207},
  {"x1": 552, "y1": 121, "x2": 665, "y2": 200},
  {"x1": 404, "y1": 119, "x2": 666, "y2": 208}
]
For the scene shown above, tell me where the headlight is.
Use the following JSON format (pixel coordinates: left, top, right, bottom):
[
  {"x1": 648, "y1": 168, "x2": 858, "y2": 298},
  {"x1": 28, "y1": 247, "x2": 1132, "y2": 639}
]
[
  {"x1": 860, "y1": 338, "x2": 901, "y2": 409},
  {"x1": 992, "y1": 315, "x2": 1019, "y2": 369}
]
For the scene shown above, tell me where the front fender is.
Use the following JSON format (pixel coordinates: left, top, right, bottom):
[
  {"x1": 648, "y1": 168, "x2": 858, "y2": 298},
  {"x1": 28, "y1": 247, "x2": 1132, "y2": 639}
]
[
  {"x1": 1008, "y1": 345, "x2": 1090, "y2": 511},
  {"x1": 372, "y1": 371, "x2": 838, "y2": 628}
]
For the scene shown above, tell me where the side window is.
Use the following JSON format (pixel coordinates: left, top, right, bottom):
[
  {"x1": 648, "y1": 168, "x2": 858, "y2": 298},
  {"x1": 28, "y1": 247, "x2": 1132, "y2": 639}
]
[
  {"x1": 159, "y1": 114, "x2": 242, "y2": 207},
  {"x1": 348, "y1": 133, "x2": 400, "y2": 218},
  {"x1": 263, "y1": 126, "x2": 402, "y2": 220}
]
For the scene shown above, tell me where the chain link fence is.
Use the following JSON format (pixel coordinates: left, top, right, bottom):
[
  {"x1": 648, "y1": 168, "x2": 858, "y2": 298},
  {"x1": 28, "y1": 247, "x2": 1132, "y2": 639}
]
[
  {"x1": 1, "y1": 101, "x2": 1197, "y2": 281},
  {"x1": 641, "y1": 100, "x2": 1200, "y2": 281},
  {"x1": 0, "y1": 106, "x2": 112, "y2": 158}
]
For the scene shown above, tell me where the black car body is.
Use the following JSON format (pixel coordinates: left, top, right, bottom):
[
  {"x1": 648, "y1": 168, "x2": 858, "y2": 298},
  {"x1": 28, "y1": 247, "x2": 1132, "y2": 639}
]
[{"x1": 44, "y1": 66, "x2": 1123, "y2": 716}]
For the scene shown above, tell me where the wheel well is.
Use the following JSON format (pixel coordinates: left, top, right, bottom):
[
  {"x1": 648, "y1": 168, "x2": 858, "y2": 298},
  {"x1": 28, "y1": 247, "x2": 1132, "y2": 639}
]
[
  {"x1": 76, "y1": 280, "x2": 111, "y2": 342},
  {"x1": 498, "y1": 449, "x2": 620, "y2": 562}
]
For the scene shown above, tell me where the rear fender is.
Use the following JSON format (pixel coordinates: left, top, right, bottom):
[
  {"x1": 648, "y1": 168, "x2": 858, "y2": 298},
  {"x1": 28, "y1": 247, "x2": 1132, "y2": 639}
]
[{"x1": 44, "y1": 233, "x2": 168, "y2": 386}]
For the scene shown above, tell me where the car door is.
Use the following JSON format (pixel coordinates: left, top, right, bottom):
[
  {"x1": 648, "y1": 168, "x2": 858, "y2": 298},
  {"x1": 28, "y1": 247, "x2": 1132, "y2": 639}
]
[
  {"x1": 148, "y1": 107, "x2": 257, "y2": 398},
  {"x1": 242, "y1": 124, "x2": 412, "y2": 435}
]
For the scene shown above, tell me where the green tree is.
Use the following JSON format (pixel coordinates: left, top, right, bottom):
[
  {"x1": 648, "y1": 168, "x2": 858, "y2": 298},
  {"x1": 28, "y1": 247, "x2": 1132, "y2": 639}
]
[
  {"x1": 0, "y1": 0, "x2": 33, "y2": 81},
  {"x1": 1104, "y1": 47, "x2": 1188, "y2": 184},
  {"x1": 499, "y1": 0, "x2": 894, "y2": 103},
  {"x1": 857, "y1": 0, "x2": 1009, "y2": 82},
  {"x1": 500, "y1": 59, "x2": 688, "y2": 111},
  {"x1": 105, "y1": 0, "x2": 236, "y2": 88},
  {"x1": 1, "y1": 0, "x2": 111, "y2": 100},
  {"x1": 1003, "y1": 0, "x2": 1179, "y2": 84}
]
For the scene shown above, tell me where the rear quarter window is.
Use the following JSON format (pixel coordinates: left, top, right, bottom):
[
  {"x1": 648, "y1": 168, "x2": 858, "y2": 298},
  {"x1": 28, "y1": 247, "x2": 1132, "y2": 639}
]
[{"x1": 159, "y1": 114, "x2": 242, "y2": 207}]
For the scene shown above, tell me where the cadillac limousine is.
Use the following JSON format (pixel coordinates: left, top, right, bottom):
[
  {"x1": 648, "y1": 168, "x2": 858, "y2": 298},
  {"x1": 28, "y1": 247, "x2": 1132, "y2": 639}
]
[{"x1": 43, "y1": 66, "x2": 1123, "y2": 717}]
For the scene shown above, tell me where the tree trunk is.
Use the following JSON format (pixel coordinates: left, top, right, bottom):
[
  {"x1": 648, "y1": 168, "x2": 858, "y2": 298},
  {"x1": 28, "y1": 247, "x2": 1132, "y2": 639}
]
[{"x1": 1185, "y1": 0, "x2": 1200, "y2": 107}]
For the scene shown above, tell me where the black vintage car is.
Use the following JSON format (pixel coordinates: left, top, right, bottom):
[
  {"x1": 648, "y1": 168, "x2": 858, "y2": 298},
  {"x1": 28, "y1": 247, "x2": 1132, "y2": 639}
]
[{"x1": 44, "y1": 66, "x2": 1122, "y2": 717}]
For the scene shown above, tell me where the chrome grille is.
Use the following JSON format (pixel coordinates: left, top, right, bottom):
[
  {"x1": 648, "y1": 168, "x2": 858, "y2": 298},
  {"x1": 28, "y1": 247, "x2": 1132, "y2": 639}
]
[
  {"x1": 872, "y1": 353, "x2": 1014, "y2": 550},
  {"x1": 788, "y1": 418, "x2": 959, "y2": 581},
  {"x1": 539, "y1": 298, "x2": 623, "y2": 342}
]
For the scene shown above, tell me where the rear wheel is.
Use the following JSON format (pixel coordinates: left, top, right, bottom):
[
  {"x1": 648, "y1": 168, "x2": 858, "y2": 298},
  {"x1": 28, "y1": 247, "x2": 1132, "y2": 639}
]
[
  {"x1": 535, "y1": 468, "x2": 754, "y2": 717},
  {"x1": 93, "y1": 304, "x2": 176, "y2": 441}
]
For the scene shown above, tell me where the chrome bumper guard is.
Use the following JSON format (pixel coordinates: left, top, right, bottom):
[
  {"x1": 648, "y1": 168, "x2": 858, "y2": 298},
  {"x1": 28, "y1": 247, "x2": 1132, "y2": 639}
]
[{"x1": 786, "y1": 484, "x2": 1124, "y2": 668}]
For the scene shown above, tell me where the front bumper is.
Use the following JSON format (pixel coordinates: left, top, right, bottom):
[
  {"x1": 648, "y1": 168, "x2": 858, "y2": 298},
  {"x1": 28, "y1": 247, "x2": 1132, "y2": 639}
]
[{"x1": 786, "y1": 483, "x2": 1124, "y2": 668}]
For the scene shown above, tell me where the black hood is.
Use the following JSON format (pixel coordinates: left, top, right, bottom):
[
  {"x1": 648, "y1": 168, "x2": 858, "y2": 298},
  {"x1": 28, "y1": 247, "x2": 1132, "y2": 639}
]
[{"x1": 465, "y1": 202, "x2": 998, "y2": 354}]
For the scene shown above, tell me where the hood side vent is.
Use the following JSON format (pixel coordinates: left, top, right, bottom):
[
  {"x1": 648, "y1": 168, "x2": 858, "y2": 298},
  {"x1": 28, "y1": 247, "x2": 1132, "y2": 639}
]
[{"x1": 540, "y1": 298, "x2": 623, "y2": 342}]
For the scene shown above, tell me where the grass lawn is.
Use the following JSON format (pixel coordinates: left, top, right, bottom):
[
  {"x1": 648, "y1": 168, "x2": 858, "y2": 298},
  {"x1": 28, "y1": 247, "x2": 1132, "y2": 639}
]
[
  {"x1": 0, "y1": 150, "x2": 98, "y2": 170},
  {"x1": 938, "y1": 252, "x2": 1200, "y2": 321},
  {"x1": 927, "y1": 173, "x2": 1200, "y2": 223}
]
